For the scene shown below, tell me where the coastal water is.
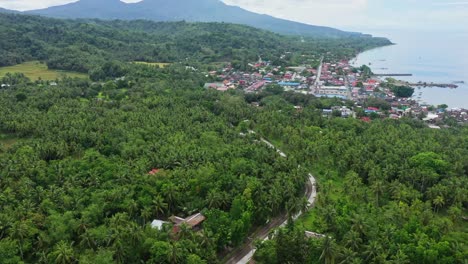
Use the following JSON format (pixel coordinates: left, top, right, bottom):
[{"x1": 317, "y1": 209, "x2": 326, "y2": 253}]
[{"x1": 352, "y1": 30, "x2": 468, "y2": 108}]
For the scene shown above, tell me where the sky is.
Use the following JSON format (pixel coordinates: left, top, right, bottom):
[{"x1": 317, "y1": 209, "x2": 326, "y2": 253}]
[{"x1": 0, "y1": 0, "x2": 467, "y2": 32}]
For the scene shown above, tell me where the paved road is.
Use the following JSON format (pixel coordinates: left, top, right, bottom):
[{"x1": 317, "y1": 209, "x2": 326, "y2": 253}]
[
  {"x1": 314, "y1": 57, "x2": 324, "y2": 88},
  {"x1": 224, "y1": 138, "x2": 318, "y2": 264}
]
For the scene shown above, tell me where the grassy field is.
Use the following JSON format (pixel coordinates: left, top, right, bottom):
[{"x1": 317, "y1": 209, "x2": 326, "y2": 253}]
[
  {"x1": 133, "y1": 61, "x2": 171, "y2": 68},
  {"x1": 0, "y1": 61, "x2": 88, "y2": 80}
]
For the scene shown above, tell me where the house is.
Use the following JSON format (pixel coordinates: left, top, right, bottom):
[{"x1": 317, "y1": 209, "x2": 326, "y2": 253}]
[
  {"x1": 316, "y1": 86, "x2": 348, "y2": 96},
  {"x1": 246, "y1": 81, "x2": 266, "y2": 92},
  {"x1": 204, "y1": 83, "x2": 233, "y2": 92},
  {"x1": 148, "y1": 168, "x2": 160, "y2": 175},
  {"x1": 278, "y1": 82, "x2": 301, "y2": 87},
  {"x1": 170, "y1": 213, "x2": 206, "y2": 233},
  {"x1": 151, "y1": 219, "x2": 168, "y2": 230}
]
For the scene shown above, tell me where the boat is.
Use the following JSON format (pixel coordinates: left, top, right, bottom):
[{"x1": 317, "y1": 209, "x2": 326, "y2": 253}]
[{"x1": 453, "y1": 81, "x2": 465, "y2": 84}]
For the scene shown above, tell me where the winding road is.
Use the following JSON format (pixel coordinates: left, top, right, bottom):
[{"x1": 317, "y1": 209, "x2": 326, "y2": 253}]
[{"x1": 224, "y1": 136, "x2": 318, "y2": 264}]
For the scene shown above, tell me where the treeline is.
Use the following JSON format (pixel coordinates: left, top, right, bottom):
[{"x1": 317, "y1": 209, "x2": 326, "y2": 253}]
[{"x1": 0, "y1": 13, "x2": 391, "y2": 76}]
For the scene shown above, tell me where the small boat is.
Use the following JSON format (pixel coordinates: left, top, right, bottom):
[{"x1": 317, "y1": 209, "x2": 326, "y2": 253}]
[{"x1": 453, "y1": 81, "x2": 465, "y2": 84}]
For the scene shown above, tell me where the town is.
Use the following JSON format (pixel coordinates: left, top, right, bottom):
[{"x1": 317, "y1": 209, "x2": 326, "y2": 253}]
[{"x1": 204, "y1": 55, "x2": 468, "y2": 127}]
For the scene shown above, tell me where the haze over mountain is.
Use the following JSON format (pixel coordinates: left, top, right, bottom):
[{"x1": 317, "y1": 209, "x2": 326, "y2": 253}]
[{"x1": 23, "y1": 0, "x2": 364, "y2": 38}]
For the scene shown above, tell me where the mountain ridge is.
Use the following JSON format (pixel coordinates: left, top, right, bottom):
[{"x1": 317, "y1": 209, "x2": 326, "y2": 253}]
[{"x1": 21, "y1": 0, "x2": 362, "y2": 38}]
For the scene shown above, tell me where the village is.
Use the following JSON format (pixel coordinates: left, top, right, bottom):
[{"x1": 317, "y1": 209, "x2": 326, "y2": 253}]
[{"x1": 204, "y1": 55, "x2": 468, "y2": 127}]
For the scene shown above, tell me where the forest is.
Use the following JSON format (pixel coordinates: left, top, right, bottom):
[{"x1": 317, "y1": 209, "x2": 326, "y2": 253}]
[
  {"x1": 1, "y1": 64, "x2": 467, "y2": 264},
  {"x1": 0, "y1": 13, "x2": 391, "y2": 76},
  {"x1": 0, "y1": 12, "x2": 466, "y2": 264}
]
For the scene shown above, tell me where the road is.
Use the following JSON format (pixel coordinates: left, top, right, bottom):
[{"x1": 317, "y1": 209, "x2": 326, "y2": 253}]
[
  {"x1": 224, "y1": 137, "x2": 318, "y2": 264},
  {"x1": 314, "y1": 57, "x2": 324, "y2": 88}
]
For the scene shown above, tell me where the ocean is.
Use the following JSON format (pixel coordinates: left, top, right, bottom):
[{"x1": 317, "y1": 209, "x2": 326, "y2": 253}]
[{"x1": 352, "y1": 29, "x2": 468, "y2": 109}]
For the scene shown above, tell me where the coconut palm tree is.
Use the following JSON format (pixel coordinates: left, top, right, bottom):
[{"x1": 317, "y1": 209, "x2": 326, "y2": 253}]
[
  {"x1": 49, "y1": 241, "x2": 75, "y2": 264},
  {"x1": 320, "y1": 236, "x2": 338, "y2": 264},
  {"x1": 364, "y1": 241, "x2": 382, "y2": 262},
  {"x1": 433, "y1": 195, "x2": 445, "y2": 212},
  {"x1": 152, "y1": 195, "x2": 168, "y2": 217},
  {"x1": 339, "y1": 247, "x2": 358, "y2": 264},
  {"x1": 343, "y1": 230, "x2": 362, "y2": 251},
  {"x1": 168, "y1": 242, "x2": 183, "y2": 264}
]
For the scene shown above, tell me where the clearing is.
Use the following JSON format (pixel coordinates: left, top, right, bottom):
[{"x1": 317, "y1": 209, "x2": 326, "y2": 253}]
[
  {"x1": 0, "y1": 132, "x2": 19, "y2": 152},
  {"x1": 132, "y1": 61, "x2": 171, "y2": 68},
  {"x1": 0, "y1": 61, "x2": 88, "y2": 81}
]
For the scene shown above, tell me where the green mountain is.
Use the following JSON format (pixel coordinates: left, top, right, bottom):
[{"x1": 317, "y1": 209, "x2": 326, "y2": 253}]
[{"x1": 26, "y1": 0, "x2": 363, "y2": 38}]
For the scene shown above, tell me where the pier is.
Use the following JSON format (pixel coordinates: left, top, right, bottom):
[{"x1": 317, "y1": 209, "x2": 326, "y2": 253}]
[
  {"x1": 409, "y1": 83, "x2": 458, "y2": 88},
  {"x1": 374, "y1": 73, "x2": 413, "y2": 77}
]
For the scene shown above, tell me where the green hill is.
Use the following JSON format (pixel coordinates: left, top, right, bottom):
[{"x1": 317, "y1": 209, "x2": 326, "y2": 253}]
[{"x1": 0, "y1": 13, "x2": 391, "y2": 76}]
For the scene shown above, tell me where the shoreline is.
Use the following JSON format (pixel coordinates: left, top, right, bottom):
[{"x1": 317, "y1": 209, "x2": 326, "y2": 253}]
[{"x1": 352, "y1": 44, "x2": 467, "y2": 109}]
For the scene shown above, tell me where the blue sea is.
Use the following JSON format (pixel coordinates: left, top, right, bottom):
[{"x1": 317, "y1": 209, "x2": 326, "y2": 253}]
[{"x1": 352, "y1": 29, "x2": 468, "y2": 108}]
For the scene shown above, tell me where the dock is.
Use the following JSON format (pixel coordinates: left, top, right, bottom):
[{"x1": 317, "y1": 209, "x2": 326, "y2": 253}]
[
  {"x1": 409, "y1": 83, "x2": 458, "y2": 88},
  {"x1": 374, "y1": 73, "x2": 413, "y2": 77}
]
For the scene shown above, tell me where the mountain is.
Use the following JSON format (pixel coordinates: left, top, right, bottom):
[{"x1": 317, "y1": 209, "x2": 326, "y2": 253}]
[
  {"x1": 26, "y1": 0, "x2": 360, "y2": 38},
  {"x1": 0, "y1": 7, "x2": 16, "y2": 13}
]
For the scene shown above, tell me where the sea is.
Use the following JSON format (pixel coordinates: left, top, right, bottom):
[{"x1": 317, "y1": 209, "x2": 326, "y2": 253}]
[{"x1": 352, "y1": 29, "x2": 468, "y2": 109}]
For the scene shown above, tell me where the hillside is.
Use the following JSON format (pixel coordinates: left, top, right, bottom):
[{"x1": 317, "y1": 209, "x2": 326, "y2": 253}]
[
  {"x1": 26, "y1": 0, "x2": 361, "y2": 38},
  {"x1": 0, "y1": 7, "x2": 16, "y2": 13},
  {"x1": 0, "y1": 13, "x2": 391, "y2": 76}
]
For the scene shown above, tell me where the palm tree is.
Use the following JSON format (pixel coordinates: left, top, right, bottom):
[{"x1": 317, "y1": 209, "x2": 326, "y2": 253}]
[
  {"x1": 339, "y1": 247, "x2": 358, "y2": 264},
  {"x1": 391, "y1": 249, "x2": 410, "y2": 264},
  {"x1": 350, "y1": 214, "x2": 367, "y2": 239},
  {"x1": 364, "y1": 241, "x2": 382, "y2": 262},
  {"x1": 140, "y1": 207, "x2": 152, "y2": 225},
  {"x1": 10, "y1": 220, "x2": 31, "y2": 260},
  {"x1": 320, "y1": 236, "x2": 338, "y2": 264},
  {"x1": 371, "y1": 180, "x2": 385, "y2": 207},
  {"x1": 343, "y1": 230, "x2": 362, "y2": 251},
  {"x1": 49, "y1": 241, "x2": 75, "y2": 264},
  {"x1": 168, "y1": 242, "x2": 183, "y2": 264},
  {"x1": 206, "y1": 189, "x2": 222, "y2": 208},
  {"x1": 152, "y1": 195, "x2": 168, "y2": 217},
  {"x1": 322, "y1": 205, "x2": 337, "y2": 232},
  {"x1": 162, "y1": 183, "x2": 178, "y2": 212},
  {"x1": 433, "y1": 195, "x2": 445, "y2": 212}
]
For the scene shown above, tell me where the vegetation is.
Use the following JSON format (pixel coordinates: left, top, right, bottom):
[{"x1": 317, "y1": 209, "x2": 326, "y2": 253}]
[
  {"x1": 0, "y1": 13, "x2": 391, "y2": 79},
  {"x1": 0, "y1": 61, "x2": 88, "y2": 81},
  {"x1": 0, "y1": 12, "x2": 465, "y2": 264},
  {"x1": 252, "y1": 91, "x2": 468, "y2": 263},
  {"x1": 391, "y1": 85, "x2": 415, "y2": 98}
]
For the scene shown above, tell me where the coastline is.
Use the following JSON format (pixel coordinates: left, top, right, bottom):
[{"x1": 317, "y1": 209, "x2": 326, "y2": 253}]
[{"x1": 352, "y1": 38, "x2": 468, "y2": 108}]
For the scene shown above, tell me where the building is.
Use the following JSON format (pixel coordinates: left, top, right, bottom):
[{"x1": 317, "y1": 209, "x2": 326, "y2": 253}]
[
  {"x1": 151, "y1": 219, "x2": 168, "y2": 230},
  {"x1": 316, "y1": 86, "x2": 348, "y2": 97},
  {"x1": 204, "y1": 83, "x2": 233, "y2": 92},
  {"x1": 170, "y1": 213, "x2": 206, "y2": 233}
]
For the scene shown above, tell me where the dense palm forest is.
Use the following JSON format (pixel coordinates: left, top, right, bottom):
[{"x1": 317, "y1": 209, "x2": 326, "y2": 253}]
[{"x1": 0, "y1": 13, "x2": 466, "y2": 264}]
